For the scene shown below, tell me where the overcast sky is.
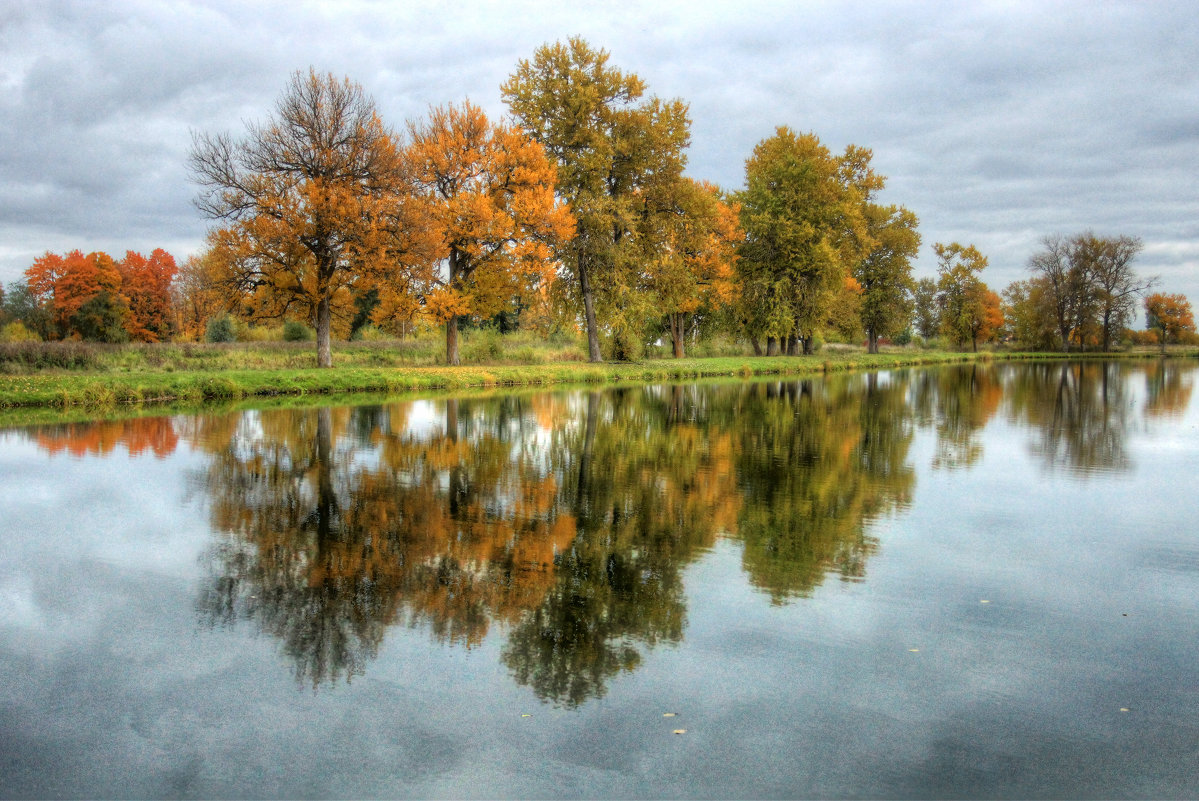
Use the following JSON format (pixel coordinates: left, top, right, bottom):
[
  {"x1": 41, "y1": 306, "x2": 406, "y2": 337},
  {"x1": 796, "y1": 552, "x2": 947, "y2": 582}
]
[{"x1": 2, "y1": 0, "x2": 1197, "y2": 310}]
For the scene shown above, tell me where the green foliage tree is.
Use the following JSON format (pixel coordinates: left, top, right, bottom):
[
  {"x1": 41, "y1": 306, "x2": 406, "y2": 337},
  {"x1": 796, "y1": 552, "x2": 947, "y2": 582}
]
[
  {"x1": 936, "y1": 242, "x2": 999, "y2": 351},
  {"x1": 857, "y1": 203, "x2": 920, "y2": 352},
  {"x1": 736, "y1": 128, "x2": 874, "y2": 355},
  {"x1": 910, "y1": 276, "x2": 940, "y2": 341},
  {"x1": 502, "y1": 37, "x2": 691, "y2": 362}
]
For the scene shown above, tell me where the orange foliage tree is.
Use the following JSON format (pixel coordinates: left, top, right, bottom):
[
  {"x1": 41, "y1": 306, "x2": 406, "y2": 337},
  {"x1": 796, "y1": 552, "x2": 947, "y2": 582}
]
[
  {"x1": 118, "y1": 249, "x2": 178, "y2": 342},
  {"x1": 644, "y1": 178, "x2": 740, "y2": 358},
  {"x1": 1145, "y1": 292, "x2": 1196, "y2": 351},
  {"x1": 190, "y1": 69, "x2": 413, "y2": 366},
  {"x1": 390, "y1": 101, "x2": 574, "y2": 365},
  {"x1": 25, "y1": 250, "x2": 124, "y2": 340}
]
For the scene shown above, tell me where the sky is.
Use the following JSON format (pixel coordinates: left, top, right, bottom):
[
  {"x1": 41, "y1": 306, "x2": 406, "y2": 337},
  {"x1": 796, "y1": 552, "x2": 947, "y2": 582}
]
[{"x1": 2, "y1": 0, "x2": 1197, "y2": 313}]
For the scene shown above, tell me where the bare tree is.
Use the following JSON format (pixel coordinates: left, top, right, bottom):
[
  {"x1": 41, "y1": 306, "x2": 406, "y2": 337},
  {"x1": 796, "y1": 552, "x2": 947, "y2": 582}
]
[{"x1": 190, "y1": 69, "x2": 409, "y2": 367}]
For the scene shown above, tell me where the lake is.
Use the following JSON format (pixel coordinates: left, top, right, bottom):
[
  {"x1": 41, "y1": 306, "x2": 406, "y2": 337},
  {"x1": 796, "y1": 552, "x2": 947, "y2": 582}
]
[{"x1": 1, "y1": 360, "x2": 1197, "y2": 798}]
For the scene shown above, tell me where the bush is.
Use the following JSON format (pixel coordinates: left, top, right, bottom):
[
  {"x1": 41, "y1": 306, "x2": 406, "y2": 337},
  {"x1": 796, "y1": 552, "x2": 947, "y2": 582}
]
[
  {"x1": 283, "y1": 320, "x2": 314, "y2": 342},
  {"x1": 205, "y1": 314, "x2": 237, "y2": 343},
  {"x1": 0, "y1": 321, "x2": 39, "y2": 343},
  {"x1": 462, "y1": 327, "x2": 504, "y2": 363}
]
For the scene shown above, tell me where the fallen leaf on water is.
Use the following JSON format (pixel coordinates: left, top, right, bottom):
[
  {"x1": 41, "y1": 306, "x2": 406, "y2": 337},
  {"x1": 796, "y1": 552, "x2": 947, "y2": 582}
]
[
  {"x1": 673, "y1": 729, "x2": 687, "y2": 735},
  {"x1": 521, "y1": 714, "x2": 532, "y2": 718},
  {"x1": 980, "y1": 600, "x2": 990, "y2": 604},
  {"x1": 1120, "y1": 708, "x2": 1130, "y2": 713},
  {"x1": 663, "y1": 712, "x2": 677, "y2": 718},
  {"x1": 908, "y1": 648, "x2": 920, "y2": 652}
]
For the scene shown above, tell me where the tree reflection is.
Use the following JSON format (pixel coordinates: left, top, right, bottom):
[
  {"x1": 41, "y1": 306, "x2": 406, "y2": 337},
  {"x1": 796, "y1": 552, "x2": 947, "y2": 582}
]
[
  {"x1": 1144, "y1": 360, "x2": 1194, "y2": 419},
  {"x1": 730, "y1": 375, "x2": 915, "y2": 602},
  {"x1": 20, "y1": 361, "x2": 1185, "y2": 701},
  {"x1": 1003, "y1": 361, "x2": 1133, "y2": 474}
]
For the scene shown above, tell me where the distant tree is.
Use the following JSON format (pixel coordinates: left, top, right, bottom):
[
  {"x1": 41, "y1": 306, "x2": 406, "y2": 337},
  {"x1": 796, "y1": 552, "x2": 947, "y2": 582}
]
[
  {"x1": 25, "y1": 250, "x2": 125, "y2": 340},
  {"x1": 0, "y1": 279, "x2": 52, "y2": 340},
  {"x1": 1144, "y1": 292, "x2": 1196, "y2": 352},
  {"x1": 118, "y1": 249, "x2": 178, "y2": 342},
  {"x1": 399, "y1": 101, "x2": 574, "y2": 365},
  {"x1": 1002, "y1": 277, "x2": 1058, "y2": 350},
  {"x1": 1028, "y1": 232, "x2": 1153, "y2": 352},
  {"x1": 190, "y1": 69, "x2": 411, "y2": 367},
  {"x1": 936, "y1": 242, "x2": 998, "y2": 351},
  {"x1": 1078, "y1": 233, "x2": 1152, "y2": 352},
  {"x1": 172, "y1": 253, "x2": 227, "y2": 341},
  {"x1": 911, "y1": 276, "x2": 939, "y2": 340},
  {"x1": 643, "y1": 179, "x2": 741, "y2": 358},
  {"x1": 71, "y1": 290, "x2": 129, "y2": 343}
]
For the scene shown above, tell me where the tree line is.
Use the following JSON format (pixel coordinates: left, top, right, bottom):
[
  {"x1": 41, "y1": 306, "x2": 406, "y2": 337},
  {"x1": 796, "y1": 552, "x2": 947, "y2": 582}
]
[{"x1": 2, "y1": 38, "x2": 1193, "y2": 358}]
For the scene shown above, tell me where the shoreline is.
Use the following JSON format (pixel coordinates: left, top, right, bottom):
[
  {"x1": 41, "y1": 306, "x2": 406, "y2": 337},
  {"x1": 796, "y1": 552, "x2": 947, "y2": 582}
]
[{"x1": 1, "y1": 349, "x2": 1191, "y2": 425}]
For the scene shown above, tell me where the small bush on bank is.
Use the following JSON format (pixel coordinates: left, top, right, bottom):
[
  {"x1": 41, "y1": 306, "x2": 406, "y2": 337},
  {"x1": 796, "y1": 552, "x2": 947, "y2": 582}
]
[
  {"x1": 282, "y1": 321, "x2": 314, "y2": 342},
  {"x1": 205, "y1": 315, "x2": 237, "y2": 343}
]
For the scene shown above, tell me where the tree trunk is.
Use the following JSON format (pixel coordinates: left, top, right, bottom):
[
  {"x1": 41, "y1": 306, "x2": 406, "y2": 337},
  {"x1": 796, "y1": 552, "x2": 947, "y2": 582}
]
[
  {"x1": 786, "y1": 335, "x2": 799, "y2": 356},
  {"x1": 316, "y1": 296, "x2": 333, "y2": 368},
  {"x1": 802, "y1": 336, "x2": 813, "y2": 355},
  {"x1": 670, "y1": 313, "x2": 685, "y2": 358},
  {"x1": 867, "y1": 329, "x2": 879, "y2": 354},
  {"x1": 446, "y1": 315, "x2": 460, "y2": 366},
  {"x1": 750, "y1": 337, "x2": 763, "y2": 356},
  {"x1": 578, "y1": 256, "x2": 603, "y2": 363},
  {"x1": 766, "y1": 337, "x2": 779, "y2": 356}
]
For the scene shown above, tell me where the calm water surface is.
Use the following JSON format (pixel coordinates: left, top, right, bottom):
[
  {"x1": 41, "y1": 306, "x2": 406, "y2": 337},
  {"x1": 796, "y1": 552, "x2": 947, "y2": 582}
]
[{"x1": 1, "y1": 361, "x2": 1197, "y2": 799}]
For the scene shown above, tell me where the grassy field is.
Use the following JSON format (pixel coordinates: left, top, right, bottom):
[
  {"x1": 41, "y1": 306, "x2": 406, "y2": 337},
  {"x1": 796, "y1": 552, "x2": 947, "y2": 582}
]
[{"x1": 1, "y1": 330, "x2": 1192, "y2": 423}]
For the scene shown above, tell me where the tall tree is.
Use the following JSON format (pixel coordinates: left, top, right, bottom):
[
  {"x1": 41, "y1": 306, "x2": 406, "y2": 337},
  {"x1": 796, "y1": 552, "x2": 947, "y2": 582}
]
[
  {"x1": 400, "y1": 101, "x2": 574, "y2": 365},
  {"x1": 502, "y1": 37, "x2": 690, "y2": 362},
  {"x1": 910, "y1": 276, "x2": 940, "y2": 340},
  {"x1": 857, "y1": 202, "x2": 920, "y2": 353},
  {"x1": 935, "y1": 242, "x2": 999, "y2": 352},
  {"x1": 1027, "y1": 233, "x2": 1091, "y2": 352},
  {"x1": 190, "y1": 69, "x2": 409, "y2": 367},
  {"x1": 736, "y1": 128, "x2": 872, "y2": 355},
  {"x1": 1079, "y1": 233, "x2": 1151, "y2": 352},
  {"x1": 643, "y1": 179, "x2": 741, "y2": 358}
]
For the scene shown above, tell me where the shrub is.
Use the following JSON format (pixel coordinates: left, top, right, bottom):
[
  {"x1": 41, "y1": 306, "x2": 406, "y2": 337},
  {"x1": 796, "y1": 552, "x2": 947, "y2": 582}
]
[
  {"x1": 282, "y1": 320, "x2": 314, "y2": 342},
  {"x1": 205, "y1": 314, "x2": 237, "y2": 343},
  {"x1": 0, "y1": 321, "x2": 39, "y2": 343}
]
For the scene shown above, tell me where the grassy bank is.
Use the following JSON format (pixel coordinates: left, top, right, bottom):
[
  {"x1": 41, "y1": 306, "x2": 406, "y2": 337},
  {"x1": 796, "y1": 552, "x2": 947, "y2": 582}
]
[{"x1": 1, "y1": 336, "x2": 1193, "y2": 420}]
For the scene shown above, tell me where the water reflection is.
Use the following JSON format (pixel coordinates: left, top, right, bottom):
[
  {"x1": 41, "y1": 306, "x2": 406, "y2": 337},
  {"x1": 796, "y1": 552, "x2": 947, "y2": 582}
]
[{"x1": 18, "y1": 360, "x2": 1194, "y2": 703}]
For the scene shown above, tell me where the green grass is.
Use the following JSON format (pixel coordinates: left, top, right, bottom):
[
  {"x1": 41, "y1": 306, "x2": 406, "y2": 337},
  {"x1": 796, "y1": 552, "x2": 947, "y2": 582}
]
[{"x1": 2, "y1": 333, "x2": 1194, "y2": 424}]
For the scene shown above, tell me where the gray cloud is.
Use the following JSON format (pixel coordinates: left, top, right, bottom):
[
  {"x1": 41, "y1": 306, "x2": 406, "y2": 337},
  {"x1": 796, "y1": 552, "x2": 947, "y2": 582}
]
[{"x1": 1, "y1": 0, "x2": 1195, "y2": 310}]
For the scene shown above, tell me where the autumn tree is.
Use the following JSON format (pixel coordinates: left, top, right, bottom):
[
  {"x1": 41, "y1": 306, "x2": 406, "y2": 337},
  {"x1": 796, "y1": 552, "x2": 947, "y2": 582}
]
[
  {"x1": 1002, "y1": 277, "x2": 1059, "y2": 350},
  {"x1": 736, "y1": 128, "x2": 874, "y2": 355},
  {"x1": 397, "y1": 101, "x2": 574, "y2": 365},
  {"x1": 1027, "y1": 232, "x2": 1151, "y2": 352},
  {"x1": 118, "y1": 249, "x2": 178, "y2": 342},
  {"x1": 1081, "y1": 233, "x2": 1151, "y2": 351},
  {"x1": 190, "y1": 69, "x2": 409, "y2": 367},
  {"x1": 936, "y1": 242, "x2": 1000, "y2": 351},
  {"x1": 1144, "y1": 292, "x2": 1196, "y2": 351},
  {"x1": 503, "y1": 37, "x2": 691, "y2": 362},
  {"x1": 642, "y1": 179, "x2": 741, "y2": 358},
  {"x1": 172, "y1": 253, "x2": 228, "y2": 340},
  {"x1": 857, "y1": 202, "x2": 920, "y2": 352},
  {"x1": 25, "y1": 250, "x2": 126, "y2": 340}
]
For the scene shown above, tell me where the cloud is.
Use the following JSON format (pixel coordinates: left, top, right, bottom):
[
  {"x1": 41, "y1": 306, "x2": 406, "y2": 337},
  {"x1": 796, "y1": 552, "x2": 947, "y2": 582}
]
[{"x1": 1, "y1": 0, "x2": 1195, "y2": 310}]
